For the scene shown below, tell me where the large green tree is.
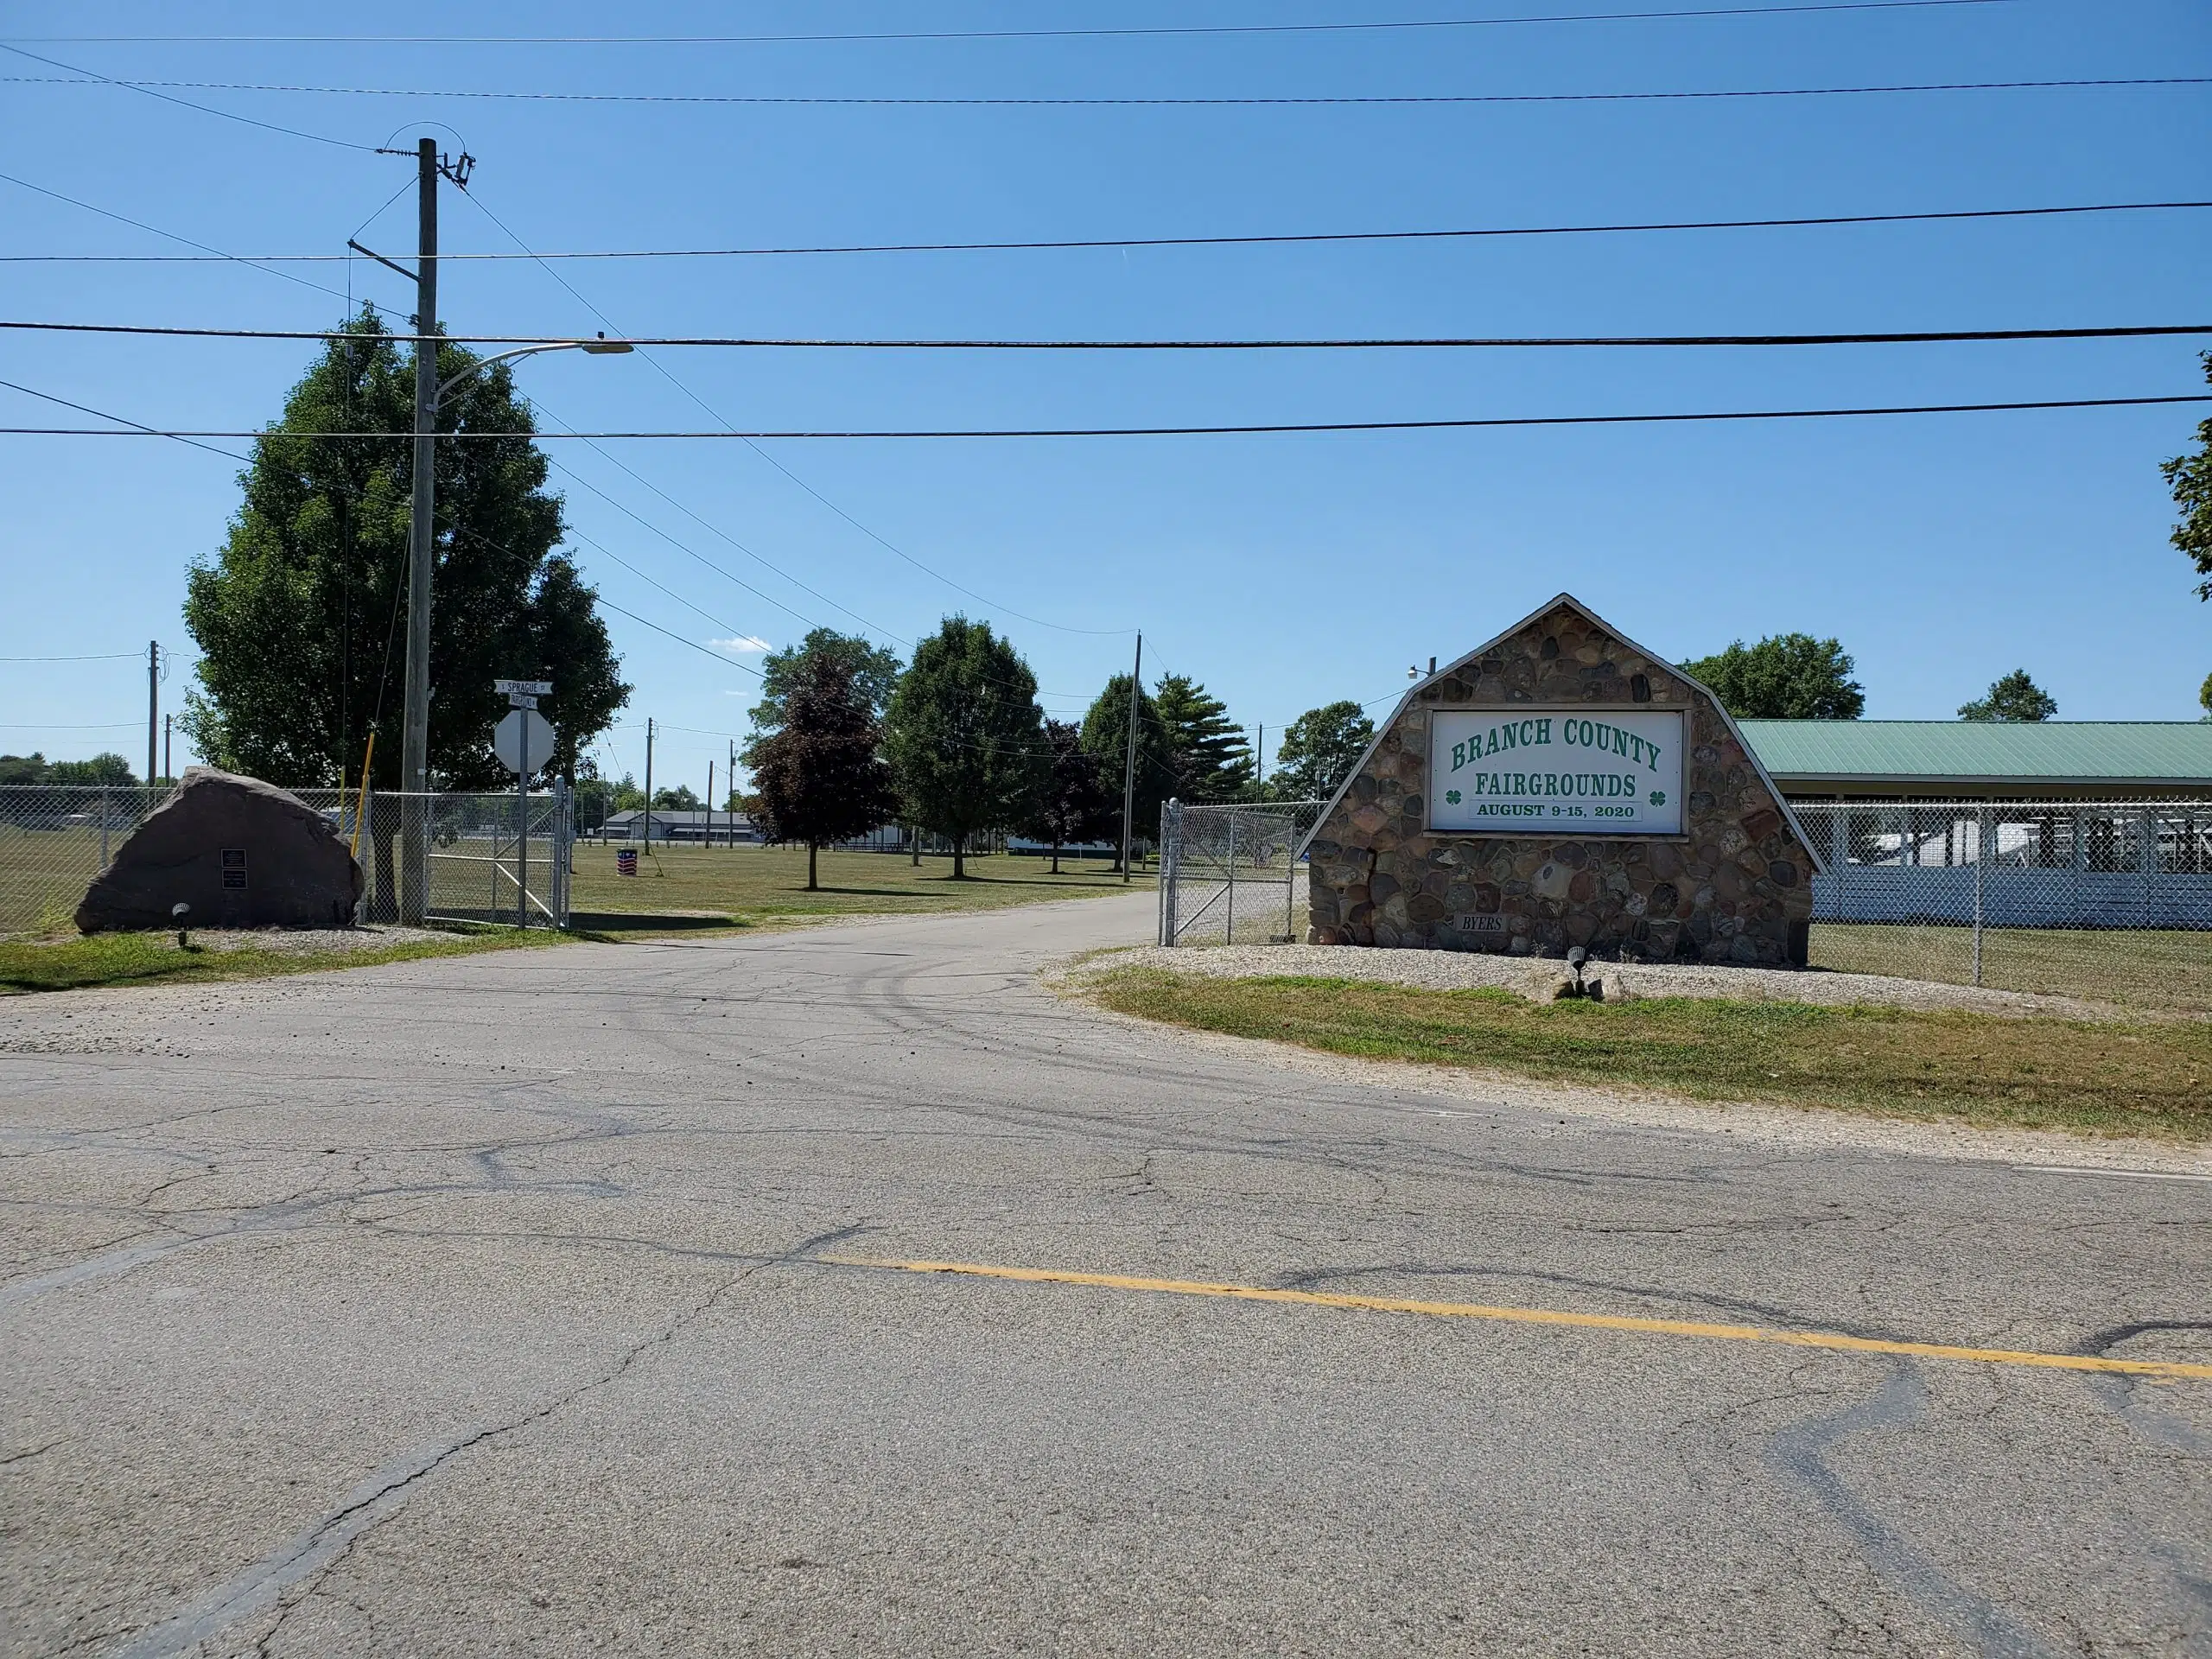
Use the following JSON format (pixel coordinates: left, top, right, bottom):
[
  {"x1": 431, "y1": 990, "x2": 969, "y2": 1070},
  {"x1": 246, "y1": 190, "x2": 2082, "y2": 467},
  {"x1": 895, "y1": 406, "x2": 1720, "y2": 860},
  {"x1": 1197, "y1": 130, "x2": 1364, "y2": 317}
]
[
  {"x1": 1079, "y1": 671, "x2": 1174, "y2": 863},
  {"x1": 752, "y1": 653, "x2": 900, "y2": 890},
  {"x1": 1270, "y1": 702, "x2": 1375, "y2": 802},
  {"x1": 741, "y1": 627, "x2": 901, "y2": 771},
  {"x1": 883, "y1": 617, "x2": 1048, "y2": 878},
  {"x1": 1959, "y1": 670, "x2": 2057, "y2": 723},
  {"x1": 1679, "y1": 634, "x2": 1865, "y2": 720},
  {"x1": 1154, "y1": 674, "x2": 1255, "y2": 803},
  {"x1": 181, "y1": 310, "x2": 628, "y2": 796},
  {"x1": 2165, "y1": 352, "x2": 2212, "y2": 600}
]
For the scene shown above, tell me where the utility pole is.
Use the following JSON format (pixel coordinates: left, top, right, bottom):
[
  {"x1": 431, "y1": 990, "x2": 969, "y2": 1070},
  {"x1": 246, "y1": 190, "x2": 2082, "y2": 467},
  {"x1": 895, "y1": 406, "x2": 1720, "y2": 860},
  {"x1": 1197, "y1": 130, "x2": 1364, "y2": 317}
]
[
  {"x1": 145, "y1": 639, "x2": 159, "y2": 789},
  {"x1": 706, "y1": 760, "x2": 715, "y2": 851},
  {"x1": 642, "y1": 717, "x2": 655, "y2": 851},
  {"x1": 162, "y1": 713, "x2": 171, "y2": 785},
  {"x1": 398, "y1": 136, "x2": 441, "y2": 922},
  {"x1": 1120, "y1": 631, "x2": 1142, "y2": 881},
  {"x1": 728, "y1": 738, "x2": 736, "y2": 848},
  {"x1": 1255, "y1": 722, "x2": 1264, "y2": 785}
]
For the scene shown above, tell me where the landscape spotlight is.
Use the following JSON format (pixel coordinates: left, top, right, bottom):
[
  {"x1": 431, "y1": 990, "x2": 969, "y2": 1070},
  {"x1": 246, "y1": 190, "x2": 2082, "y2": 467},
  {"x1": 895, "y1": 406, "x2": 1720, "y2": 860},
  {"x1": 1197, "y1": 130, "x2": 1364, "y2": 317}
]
[{"x1": 171, "y1": 901, "x2": 190, "y2": 950}]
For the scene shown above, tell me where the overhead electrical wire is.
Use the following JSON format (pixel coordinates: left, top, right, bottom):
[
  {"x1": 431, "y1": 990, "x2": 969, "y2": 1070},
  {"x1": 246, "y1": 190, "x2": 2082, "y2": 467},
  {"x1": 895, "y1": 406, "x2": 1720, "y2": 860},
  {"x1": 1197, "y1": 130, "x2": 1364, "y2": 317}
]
[
  {"x1": 454, "y1": 179, "x2": 1136, "y2": 639},
  {"x1": 9, "y1": 395, "x2": 2202, "y2": 442},
  {"x1": 0, "y1": 171, "x2": 355, "y2": 302},
  {"x1": 7, "y1": 320, "x2": 2207, "y2": 349},
  {"x1": 11, "y1": 198, "x2": 2203, "y2": 263},
  {"x1": 8, "y1": 70, "x2": 2201, "y2": 108},
  {"x1": 0, "y1": 2, "x2": 2017, "y2": 46},
  {"x1": 0, "y1": 46, "x2": 375, "y2": 151}
]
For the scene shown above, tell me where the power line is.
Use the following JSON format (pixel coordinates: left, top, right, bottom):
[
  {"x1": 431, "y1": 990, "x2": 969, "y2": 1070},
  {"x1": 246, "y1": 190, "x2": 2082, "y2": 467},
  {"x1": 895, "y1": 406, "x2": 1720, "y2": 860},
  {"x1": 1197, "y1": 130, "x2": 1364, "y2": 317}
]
[
  {"x1": 8, "y1": 393, "x2": 2203, "y2": 441},
  {"x1": 10, "y1": 71, "x2": 2201, "y2": 108},
  {"x1": 0, "y1": 3, "x2": 2016, "y2": 46},
  {"x1": 455, "y1": 181, "x2": 1136, "y2": 639},
  {"x1": 8, "y1": 320, "x2": 2209, "y2": 349},
  {"x1": 0, "y1": 651, "x2": 144, "y2": 662},
  {"x1": 11, "y1": 198, "x2": 2202, "y2": 264},
  {"x1": 0, "y1": 171, "x2": 355, "y2": 302},
  {"x1": 0, "y1": 45, "x2": 376, "y2": 151},
  {"x1": 594, "y1": 597, "x2": 765, "y2": 677},
  {"x1": 0, "y1": 375, "x2": 251, "y2": 461}
]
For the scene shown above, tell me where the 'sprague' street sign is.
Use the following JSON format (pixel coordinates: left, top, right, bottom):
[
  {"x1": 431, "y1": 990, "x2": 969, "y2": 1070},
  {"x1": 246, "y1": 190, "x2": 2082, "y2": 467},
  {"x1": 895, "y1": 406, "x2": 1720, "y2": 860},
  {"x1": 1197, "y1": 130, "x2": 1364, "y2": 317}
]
[{"x1": 1428, "y1": 708, "x2": 1686, "y2": 836}]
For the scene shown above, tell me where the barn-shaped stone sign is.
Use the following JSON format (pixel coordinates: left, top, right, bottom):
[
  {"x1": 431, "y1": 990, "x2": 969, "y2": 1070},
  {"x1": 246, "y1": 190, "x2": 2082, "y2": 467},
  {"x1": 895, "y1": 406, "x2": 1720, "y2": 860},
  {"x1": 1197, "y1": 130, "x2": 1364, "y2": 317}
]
[{"x1": 1299, "y1": 594, "x2": 1823, "y2": 966}]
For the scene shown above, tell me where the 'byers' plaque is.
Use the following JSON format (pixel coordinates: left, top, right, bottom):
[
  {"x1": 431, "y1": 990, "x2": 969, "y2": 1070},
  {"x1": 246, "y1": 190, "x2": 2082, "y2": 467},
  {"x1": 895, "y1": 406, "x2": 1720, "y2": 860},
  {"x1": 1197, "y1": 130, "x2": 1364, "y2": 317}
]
[{"x1": 1429, "y1": 709, "x2": 1685, "y2": 836}]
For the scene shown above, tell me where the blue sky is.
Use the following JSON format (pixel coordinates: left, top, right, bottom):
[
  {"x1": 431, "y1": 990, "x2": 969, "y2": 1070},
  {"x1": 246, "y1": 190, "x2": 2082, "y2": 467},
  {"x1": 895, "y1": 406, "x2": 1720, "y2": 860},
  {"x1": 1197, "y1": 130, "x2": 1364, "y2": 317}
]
[{"x1": 2, "y1": 0, "x2": 2207, "y2": 791}]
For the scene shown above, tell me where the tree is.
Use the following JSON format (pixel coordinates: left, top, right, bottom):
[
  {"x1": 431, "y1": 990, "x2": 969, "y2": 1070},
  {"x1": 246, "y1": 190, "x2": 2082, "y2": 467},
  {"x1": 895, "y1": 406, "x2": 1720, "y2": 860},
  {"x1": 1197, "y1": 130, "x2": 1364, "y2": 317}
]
[
  {"x1": 45, "y1": 753, "x2": 138, "y2": 786},
  {"x1": 2200, "y1": 671, "x2": 2211, "y2": 721},
  {"x1": 1959, "y1": 670, "x2": 2058, "y2": 723},
  {"x1": 884, "y1": 617, "x2": 1048, "y2": 879},
  {"x1": 1680, "y1": 634, "x2": 1865, "y2": 720},
  {"x1": 1270, "y1": 702, "x2": 1375, "y2": 801},
  {"x1": 180, "y1": 311, "x2": 630, "y2": 905},
  {"x1": 742, "y1": 627, "x2": 901, "y2": 770},
  {"x1": 1154, "y1": 674, "x2": 1255, "y2": 803},
  {"x1": 750, "y1": 652, "x2": 899, "y2": 889},
  {"x1": 1024, "y1": 720, "x2": 1117, "y2": 873},
  {"x1": 651, "y1": 785, "x2": 702, "y2": 811},
  {"x1": 2164, "y1": 352, "x2": 2212, "y2": 600},
  {"x1": 1078, "y1": 672, "x2": 1173, "y2": 865},
  {"x1": 0, "y1": 754, "x2": 45, "y2": 785}
]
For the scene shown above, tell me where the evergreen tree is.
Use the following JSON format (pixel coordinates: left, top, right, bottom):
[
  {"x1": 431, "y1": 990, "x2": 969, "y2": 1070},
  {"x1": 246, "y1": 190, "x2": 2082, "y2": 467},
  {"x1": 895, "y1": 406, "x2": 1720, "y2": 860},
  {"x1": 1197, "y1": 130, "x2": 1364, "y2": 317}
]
[
  {"x1": 1154, "y1": 674, "x2": 1255, "y2": 803},
  {"x1": 1680, "y1": 634, "x2": 1865, "y2": 720},
  {"x1": 1025, "y1": 720, "x2": 1117, "y2": 873},
  {"x1": 1271, "y1": 702, "x2": 1375, "y2": 802},
  {"x1": 1079, "y1": 671, "x2": 1174, "y2": 866},
  {"x1": 883, "y1": 617, "x2": 1048, "y2": 878},
  {"x1": 1959, "y1": 670, "x2": 2058, "y2": 722},
  {"x1": 752, "y1": 653, "x2": 900, "y2": 890}
]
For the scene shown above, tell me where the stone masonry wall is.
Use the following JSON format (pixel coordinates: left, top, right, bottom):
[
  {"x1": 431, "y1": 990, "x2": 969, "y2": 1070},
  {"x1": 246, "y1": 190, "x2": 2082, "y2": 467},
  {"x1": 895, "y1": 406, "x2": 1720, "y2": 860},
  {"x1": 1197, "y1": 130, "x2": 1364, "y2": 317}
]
[{"x1": 1306, "y1": 601, "x2": 1816, "y2": 966}]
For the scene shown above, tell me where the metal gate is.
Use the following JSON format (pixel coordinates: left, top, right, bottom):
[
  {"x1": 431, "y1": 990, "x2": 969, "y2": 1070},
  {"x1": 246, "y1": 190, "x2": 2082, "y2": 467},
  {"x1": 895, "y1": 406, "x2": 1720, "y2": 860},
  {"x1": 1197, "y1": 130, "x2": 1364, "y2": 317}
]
[{"x1": 1157, "y1": 799, "x2": 1322, "y2": 946}]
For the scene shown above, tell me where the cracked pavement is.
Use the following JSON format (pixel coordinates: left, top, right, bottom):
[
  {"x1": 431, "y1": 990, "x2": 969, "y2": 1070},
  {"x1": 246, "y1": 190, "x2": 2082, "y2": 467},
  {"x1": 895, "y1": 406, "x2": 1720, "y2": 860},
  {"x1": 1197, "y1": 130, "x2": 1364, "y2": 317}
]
[{"x1": 3, "y1": 892, "x2": 2208, "y2": 1656}]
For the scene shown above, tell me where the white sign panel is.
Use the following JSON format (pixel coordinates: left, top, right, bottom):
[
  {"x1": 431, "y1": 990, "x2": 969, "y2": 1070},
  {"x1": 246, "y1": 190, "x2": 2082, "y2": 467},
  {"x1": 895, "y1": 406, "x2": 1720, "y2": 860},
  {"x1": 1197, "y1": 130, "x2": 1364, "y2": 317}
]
[
  {"x1": 1428, "y1": 709, "x2": 1685, "y2": 836},
  {"x1": 493, "y1": 709, "x2": 558, "y2": 775}
]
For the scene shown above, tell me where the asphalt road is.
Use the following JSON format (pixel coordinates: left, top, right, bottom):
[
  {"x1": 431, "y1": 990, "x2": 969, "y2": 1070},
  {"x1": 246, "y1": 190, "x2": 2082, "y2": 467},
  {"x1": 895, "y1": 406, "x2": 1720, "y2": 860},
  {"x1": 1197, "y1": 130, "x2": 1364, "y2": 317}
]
[{"x1": 3, "y1": 892, "x2": 2208, "y2": 1656}]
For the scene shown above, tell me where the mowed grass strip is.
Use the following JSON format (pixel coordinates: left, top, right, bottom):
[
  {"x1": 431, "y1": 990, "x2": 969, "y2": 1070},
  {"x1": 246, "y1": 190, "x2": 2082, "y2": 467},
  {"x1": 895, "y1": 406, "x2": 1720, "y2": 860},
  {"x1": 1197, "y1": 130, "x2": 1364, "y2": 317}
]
[
  {"x1": 1087, "y1": 968, "x2": 2212, "y2": 1141},
  {"x1": 569, "y1": 844, "x2": 1149, "y2": 934},
  {"x1": 0, "y1": 926, "x2": 558, "y2": 995},
  {"x1": 1812, "y1": 923, "x2": 2212, "y2": 1015}
]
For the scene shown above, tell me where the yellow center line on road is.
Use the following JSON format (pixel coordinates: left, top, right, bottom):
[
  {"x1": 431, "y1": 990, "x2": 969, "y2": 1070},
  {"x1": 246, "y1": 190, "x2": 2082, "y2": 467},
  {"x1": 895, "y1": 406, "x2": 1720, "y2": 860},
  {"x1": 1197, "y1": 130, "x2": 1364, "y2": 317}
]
[{"x1": 823, "y1": 1256, "x2": 2212, "y2": 1382}]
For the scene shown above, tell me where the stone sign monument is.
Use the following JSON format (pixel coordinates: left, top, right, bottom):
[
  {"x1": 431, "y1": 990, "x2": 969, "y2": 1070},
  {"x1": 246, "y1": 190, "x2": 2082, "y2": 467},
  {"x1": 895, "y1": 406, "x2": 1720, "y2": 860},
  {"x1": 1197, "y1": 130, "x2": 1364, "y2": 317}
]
[{"x1": 1300, "y1": 594, "x2": 1822, "y2": 966}]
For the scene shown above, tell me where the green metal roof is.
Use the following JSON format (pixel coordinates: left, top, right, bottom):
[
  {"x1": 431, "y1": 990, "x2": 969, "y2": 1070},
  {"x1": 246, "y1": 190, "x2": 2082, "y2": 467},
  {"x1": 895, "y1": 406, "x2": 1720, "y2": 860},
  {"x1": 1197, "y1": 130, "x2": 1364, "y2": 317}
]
[{"x1": 1738, "y1": 721, "x2": 2212, "y2": 786}]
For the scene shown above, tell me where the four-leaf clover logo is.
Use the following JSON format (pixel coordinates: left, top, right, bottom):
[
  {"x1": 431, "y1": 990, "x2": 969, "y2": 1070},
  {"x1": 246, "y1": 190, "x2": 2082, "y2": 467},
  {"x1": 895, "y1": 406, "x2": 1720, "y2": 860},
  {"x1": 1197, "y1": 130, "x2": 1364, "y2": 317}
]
[
  {"x1": 1445, "y1": 789, "x2": 1463, "y2": 804},
  {"x1": 1649, "y1": 791, "x2": 1667, "y2": 807}
]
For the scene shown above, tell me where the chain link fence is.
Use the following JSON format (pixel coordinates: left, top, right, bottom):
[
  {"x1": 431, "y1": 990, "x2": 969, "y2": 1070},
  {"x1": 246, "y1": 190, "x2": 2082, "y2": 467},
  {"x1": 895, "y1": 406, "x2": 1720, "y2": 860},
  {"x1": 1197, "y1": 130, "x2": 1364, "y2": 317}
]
[
  {"x1": 1795, "y1": 800, "x2": 2212, "y2": 1011},
  {"x1": 1157, "y1": 799, "x2": 1324, "y2": 946},
  {"x1": 0, "y1": 783, "x2": 572, "y2": 938},
  {"x1": 1154, "y1": 796, "x2": 2210, "y2": 1012}
]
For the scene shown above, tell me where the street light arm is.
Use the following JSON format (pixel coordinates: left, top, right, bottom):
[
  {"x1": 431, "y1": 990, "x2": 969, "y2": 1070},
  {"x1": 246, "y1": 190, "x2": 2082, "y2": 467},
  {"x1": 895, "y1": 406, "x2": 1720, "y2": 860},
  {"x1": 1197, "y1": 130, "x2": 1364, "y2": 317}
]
[{"x1": 434, "y1": 338, "x2": 632, "y2": 406}]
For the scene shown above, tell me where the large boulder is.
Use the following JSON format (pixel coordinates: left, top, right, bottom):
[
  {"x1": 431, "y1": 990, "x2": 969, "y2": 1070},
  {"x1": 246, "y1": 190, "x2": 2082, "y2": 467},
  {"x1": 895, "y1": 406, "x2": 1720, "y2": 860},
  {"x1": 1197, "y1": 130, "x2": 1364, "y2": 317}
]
[{"x1": 75, "y1": 766, "x2": 363, "y2": 933}]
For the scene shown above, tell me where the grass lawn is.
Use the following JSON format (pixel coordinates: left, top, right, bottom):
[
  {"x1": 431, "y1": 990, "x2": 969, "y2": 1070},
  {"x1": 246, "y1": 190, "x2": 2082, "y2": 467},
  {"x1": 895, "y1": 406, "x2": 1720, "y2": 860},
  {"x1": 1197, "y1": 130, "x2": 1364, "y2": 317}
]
[
  {"x1": 0, "y1": 925, "x2": 560, "y2": 996},
  {"x1": 1084, "y1": 968, "x2": 2212, "y2": 1142},
  {"x1": 567, "y1": 843, "x2": 1152, "y2": 937},
  {"x1": 1811, "y1": 923, "x2": 2212, "y2": 1015}
]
